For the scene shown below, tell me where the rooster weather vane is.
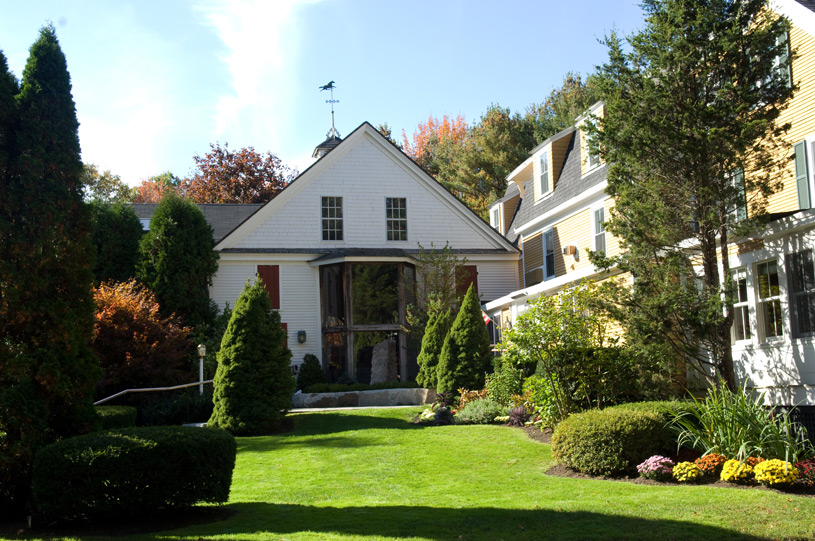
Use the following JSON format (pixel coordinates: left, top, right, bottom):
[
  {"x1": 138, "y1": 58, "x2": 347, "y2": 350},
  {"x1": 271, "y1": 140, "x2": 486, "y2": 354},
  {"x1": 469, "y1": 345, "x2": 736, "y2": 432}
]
[{"x1": 320, "y1": 81, "x2": 340, "y2": 139}]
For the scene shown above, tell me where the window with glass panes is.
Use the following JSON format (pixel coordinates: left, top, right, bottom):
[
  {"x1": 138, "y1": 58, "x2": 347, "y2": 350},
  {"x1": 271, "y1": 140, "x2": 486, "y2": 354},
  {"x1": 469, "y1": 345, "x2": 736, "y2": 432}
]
[
  {"x1": 386, "y1": 198, "x2": 407, "y2": 241},
  {"x1": 539, "y1": 151, "x2": 550, "y2": 196},
  {"x1": 731, "y1": 268, "x2": 751, "y2": 341},
  {"x1": 544, "y1": 230, "x2": 555, "y2": 279},
  {"x1": 594, "y1": 207, "x2": 606, "y2": 254},
  {"x1": 757, "y1": 260, "x2": 783, "y2": 339},
  {"x1": 787, "y1": 250, "x2": 815, "y2": 337},
  {"x1": 322, "y1": 197, "x2": 343, "y2": 240}
]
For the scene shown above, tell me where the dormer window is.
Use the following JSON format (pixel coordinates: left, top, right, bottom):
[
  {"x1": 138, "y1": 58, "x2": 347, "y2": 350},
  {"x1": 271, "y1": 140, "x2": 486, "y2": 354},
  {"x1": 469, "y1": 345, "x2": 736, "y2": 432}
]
[
  {"x1": 491, "y1": 206, "x2": 501, "y2": 233},
  {"x1": 539, "y1": 151, "x2": 550, "y2": 197},
  {"x1": 585, "y1": 134, "x2": 601, "y2": 170}
]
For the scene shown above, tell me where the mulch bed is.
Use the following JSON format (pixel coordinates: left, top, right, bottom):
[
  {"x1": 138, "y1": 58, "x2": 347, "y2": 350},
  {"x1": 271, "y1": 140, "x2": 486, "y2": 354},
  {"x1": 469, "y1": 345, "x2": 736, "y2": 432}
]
[{"x1": 520, "y1": 426, "x2": 815, "y2": 497}]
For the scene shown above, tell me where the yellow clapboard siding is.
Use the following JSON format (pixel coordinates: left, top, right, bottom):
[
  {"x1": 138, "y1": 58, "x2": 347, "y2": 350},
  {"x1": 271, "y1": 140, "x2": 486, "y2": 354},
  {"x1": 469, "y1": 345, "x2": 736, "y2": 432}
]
[
  {"x1": 553, "y1": 208, "x2": 592, "y2": 276},
  {"x1": 523, "y1": 232, "x2": 543, "y2": 275},
  {"x1": 603, "y1": 198, "x2": 623, "y2": 258},
  {"x1": 595, "y1": 271, "x2": 631, "y2": 342}
]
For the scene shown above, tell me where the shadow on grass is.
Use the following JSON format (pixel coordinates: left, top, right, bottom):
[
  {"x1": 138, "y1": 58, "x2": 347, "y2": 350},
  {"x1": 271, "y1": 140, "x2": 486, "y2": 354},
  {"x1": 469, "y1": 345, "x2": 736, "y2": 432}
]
[
  {"x1": 288, "y1": 412, "x2": 426, "y2": 436},
  {"x1": 238, "y1": 435, "x2": 384, "y2": 452},
  {"x1": 153, "y1": 502, "x2": 767, "y2": 540}
]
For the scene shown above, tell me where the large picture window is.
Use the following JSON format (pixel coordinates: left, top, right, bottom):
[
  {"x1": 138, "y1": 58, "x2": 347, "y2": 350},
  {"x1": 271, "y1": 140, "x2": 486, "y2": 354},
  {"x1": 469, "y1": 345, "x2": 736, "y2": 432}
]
[
  {"x1": 787, "y1": 250, "x2": 815, "y2": 337},
  {"x1": 386, "y1": 198, "x2": 407, "y2": 241},
  {"x1": 756, "y1": 260, "x2": 783, "y2": 339},
  {"x1": 322, "y1": 196, "x2": 343, "y2": 241}
]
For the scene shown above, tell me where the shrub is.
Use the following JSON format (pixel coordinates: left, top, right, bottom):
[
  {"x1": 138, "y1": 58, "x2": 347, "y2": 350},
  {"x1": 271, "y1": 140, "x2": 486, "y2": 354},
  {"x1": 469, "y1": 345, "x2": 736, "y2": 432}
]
[
  {"x1": 673, "y1": 462, "x2": 703, "y2": 483},
  {"x1": 209, "y1": 278, "x2": 295, "y2": 435},
  {"x1": 636, "y1": 455, "x2": 674, "y2": 481},
  {"x1": 694, "y1": 452, "x2": 727, "y2": 477},
  {"x1": 507, "y1": 406, "x2": 528, "y2": 427},
  {"x1": 92, "y1": 279, "x2": 193, "y2": 399},
  {"x1": 720, "y1": 459, "x2": 754, "y2": 484},
  {"x1": 415, "y1": 309, "x2": 453, "y2": 390},
  {"x1": 32, "y1": 426, "x2": 236, "y2": 521},
  {"x1": 672, "y1": 383, "x2": 812, "y2": 463},
  {"x1": 455, "y1": 398, "x2": 505, "y2": 425},
  {"x1": 485, "y1": 362, "x2": 524, "y2": 406},
  {"x1": 551, "y1": 408, "x2": 665, "y2": 476},
  {"x1": 140, "y1": 388, "x2": 214, "y2": 426},
  {"x1": 297, "y1": 354, "x2": 326, "y2": 391},
  {"x1": 95, "y1": 406, "x2": 137, "y2": 430},
  {"x1": 796, "y1": 458, "x2": 815, "y2": 486},
  {"x1": 453, "y1": 388, "x2": 487, "y2": 414},
  {"x1": 436, "y1": 284, "x2": 492, "y2": 394},
  {"x1": 754, "y1": 459, "x2": 799, "y2": 487},
  {"x1": 605, "y1": 400, "x2": 697, "y2": 453},
  {"x1": 523, "y1": 375, "x2": 562, "y2": 429},
  {"x1": 88, "y1": 201, "x2": 143, "y2": 284}
]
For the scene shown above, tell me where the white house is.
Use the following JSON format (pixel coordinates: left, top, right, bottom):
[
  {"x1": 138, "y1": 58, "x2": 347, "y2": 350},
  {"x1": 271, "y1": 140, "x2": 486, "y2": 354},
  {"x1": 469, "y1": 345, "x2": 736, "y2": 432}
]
[{"x1": 209, "y1": 122, "x2": 519, "y2": 382}]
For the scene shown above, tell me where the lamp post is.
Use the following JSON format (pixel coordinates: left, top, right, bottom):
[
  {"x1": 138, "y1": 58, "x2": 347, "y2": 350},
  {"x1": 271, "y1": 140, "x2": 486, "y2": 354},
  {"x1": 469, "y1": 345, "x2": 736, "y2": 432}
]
[{"x1": 197, "y1": 344, "x2": 207, "y2": 395}]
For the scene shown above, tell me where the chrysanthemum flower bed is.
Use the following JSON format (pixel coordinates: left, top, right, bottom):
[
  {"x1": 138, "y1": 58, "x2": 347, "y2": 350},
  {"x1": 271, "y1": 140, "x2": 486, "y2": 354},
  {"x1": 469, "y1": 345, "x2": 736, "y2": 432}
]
[{"x1": 635, "y1": 454, "x2": 803, "y2": 489}]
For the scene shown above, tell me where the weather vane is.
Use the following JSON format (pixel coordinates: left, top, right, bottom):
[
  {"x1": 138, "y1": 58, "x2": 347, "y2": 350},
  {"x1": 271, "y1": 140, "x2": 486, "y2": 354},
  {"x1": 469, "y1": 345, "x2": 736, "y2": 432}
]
[{"x1": 319, "y1": 80, "x2": 340, "y2": 138}]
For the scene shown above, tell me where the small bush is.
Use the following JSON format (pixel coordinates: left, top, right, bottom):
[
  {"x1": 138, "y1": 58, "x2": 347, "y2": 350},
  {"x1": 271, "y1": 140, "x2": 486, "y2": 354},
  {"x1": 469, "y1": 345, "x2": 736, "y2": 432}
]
[
  {"x1": 754, "y1": 459, "x2": 799, "y2": 487},
  {"x1": 720, "y1": 459, "x2": 754, "y2": 484},
  {"x1": 694, "y1": 452, "x2": 727, "y2": 477},
  {"x1": 32, "y1": 426, "x2": 236, "y2": 522},
  {"x1": 453, "y1": 388, "x2": 487, "y2": 414},
  {"x1": 551, "y1": 409, "x2": 665, "y2": 476},
  {"x1": 302, "y1": 381, "x2": 419, "y2": 393},
  {"x1": 455, "y1": 398, "x2": 505, "y2": 425},
  {"x1": 673, "y1": 462, "x2": 703, "y2": 483},
  {"x1": 95, "y1": 406, "x2": 137, "y2": 430},
  {"x1": 523, "y1": 375, "x2": 562, "y2": 429},
  {"x1": 507, "y1": 406, "x2": 528, "y2": 427},
  {"x1": 140, "y1": 388, "x2": 214, "y2": 426},
  {"x1": 636, "y1": 455, "x2": 674, "y2": 481},
  {"x1": 296, "y1": 354, "x2": 326, "y2": 391},
  {"x1": 605, "y1": 400, "x2": 697, "y2": 453},
  {"x1": 485, "y1": 363, "x2": 524, "y2": 407},
  {"x1": 795, "y1": 458, "x2": 815, "y2": 486}
]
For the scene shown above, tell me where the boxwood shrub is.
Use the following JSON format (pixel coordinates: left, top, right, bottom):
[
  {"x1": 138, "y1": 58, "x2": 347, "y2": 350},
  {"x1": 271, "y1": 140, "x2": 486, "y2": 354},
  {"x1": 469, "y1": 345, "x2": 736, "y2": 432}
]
[
  {"x1": 95, "y1": 405, "x2": 137, "y2": 430},
  {"x1": 551, "y1": 408, "x2": 665, "y2": 476},
  {"x1": 602, "y1": 400, "x2": 698, "y2": 452},
  {"x1": 455, "y1": 398, "x2": 506, "y2": 425},
  {"x1": 32, "y1": 426, "x2": 236, "y2": 522}
]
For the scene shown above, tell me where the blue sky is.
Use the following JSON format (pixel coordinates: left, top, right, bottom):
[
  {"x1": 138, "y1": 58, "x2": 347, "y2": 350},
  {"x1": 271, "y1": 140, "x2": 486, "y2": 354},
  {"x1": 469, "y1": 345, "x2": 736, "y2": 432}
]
[{"x1": 1, "y1": 0, "x2": 645, "y2": 186}]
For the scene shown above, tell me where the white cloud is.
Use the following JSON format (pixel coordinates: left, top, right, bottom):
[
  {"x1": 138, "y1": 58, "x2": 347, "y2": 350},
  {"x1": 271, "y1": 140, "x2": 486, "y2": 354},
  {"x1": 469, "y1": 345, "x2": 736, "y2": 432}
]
[{"x1": 196, "y1": 0, "x2": 323, "y2": 149}]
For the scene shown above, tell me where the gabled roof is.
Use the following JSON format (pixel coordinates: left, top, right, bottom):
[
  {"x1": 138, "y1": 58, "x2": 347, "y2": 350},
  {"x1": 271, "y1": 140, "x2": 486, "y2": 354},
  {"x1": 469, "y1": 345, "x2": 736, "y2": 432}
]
[
  {"x1": 215, "y1": 121, "x2": 518, "y2": 253},
  {"x1": 773, "y1": 0, "x2": 815, "y2": 35},
  {"x1": 131, "y1": 203, "x2": 263, "y2": 243}
]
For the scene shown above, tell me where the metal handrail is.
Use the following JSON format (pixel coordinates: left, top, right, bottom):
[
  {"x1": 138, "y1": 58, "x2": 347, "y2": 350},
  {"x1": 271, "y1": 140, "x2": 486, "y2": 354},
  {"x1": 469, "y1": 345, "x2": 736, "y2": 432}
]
[{"x1": 94, "y1": 380, "x2": 214, "y2": 405}]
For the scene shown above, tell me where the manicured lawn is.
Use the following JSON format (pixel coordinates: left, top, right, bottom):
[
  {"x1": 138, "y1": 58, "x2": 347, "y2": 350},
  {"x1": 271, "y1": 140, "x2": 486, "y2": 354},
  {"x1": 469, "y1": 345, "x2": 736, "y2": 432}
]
[{"x1": 6, "y1": 407, "x2": 815, "y2": 540}]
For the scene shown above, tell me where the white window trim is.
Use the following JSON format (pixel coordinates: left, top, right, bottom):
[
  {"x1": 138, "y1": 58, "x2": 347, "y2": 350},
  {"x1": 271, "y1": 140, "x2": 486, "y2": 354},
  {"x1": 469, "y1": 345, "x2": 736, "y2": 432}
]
[
  {"x1": 755, "y1": 259, "x2": 784, "y2": 342},
  {"x1": 544, "y1": 229, "x2": 555, "y2": 280},
  {"x1": 491, "y1": 204, "x2": 502, "y2": 234},
  {"x1": 385, "y1": 196, "x2": 408, "y2": 242},
  {"x1": 731, "y1": 268, "x2": 752, "y2": 343},
  {"x1": 537, "y1": 150, "x2": 551, "y2": 200},
  {"x1": 321, "y1": 196, "x2": 343, "y2": 242},
  {"x1": 592, "y1": 204, "x2": 606, "y2": 254},
  {"x1": 787, "y1": 249, "x2": 815, "y2": 338},
  {"x1": 807, "y1": 135, "x2": 815, "y2": 206}
]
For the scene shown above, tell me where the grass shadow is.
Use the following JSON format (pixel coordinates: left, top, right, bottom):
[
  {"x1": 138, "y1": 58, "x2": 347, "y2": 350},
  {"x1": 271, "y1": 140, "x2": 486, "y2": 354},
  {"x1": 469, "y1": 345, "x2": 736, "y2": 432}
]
[{"x1": 288, "y1": 411, "x2": 426, "y2": 436}]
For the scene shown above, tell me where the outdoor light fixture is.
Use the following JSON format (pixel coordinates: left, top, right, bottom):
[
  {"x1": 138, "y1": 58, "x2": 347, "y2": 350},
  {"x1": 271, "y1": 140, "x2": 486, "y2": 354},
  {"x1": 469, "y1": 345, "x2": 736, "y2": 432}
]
[
  {"x1": 297, "y1": 330, "x2": 307, "y2": 344},
  {"x1": 197, "y1": 344, "x2": 206, "y2": 395}
]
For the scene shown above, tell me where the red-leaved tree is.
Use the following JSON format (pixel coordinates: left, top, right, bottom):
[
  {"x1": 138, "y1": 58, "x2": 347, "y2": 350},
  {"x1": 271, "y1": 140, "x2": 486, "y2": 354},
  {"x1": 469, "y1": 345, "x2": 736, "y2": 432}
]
[
  {"x1": 92, "y1": 279, "x2": 193, "y2": 398},
  {"x1": 181, "y1": 142, "x2": 296, "y2": 204}
]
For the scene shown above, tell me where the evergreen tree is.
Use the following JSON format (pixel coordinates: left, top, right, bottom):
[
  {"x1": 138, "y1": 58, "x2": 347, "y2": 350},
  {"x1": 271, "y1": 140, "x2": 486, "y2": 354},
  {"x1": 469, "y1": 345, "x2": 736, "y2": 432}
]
[
  {"x1": 89, "y1": 201, "x2": 144, "y2": 284},
  {"x1": 436, "y1": 284, "x2": 492, "y2": 394},
  {"x1": 137, "y1": 192, "x2": 219, "y2": 327},
  {"x1": 0, "y1": 27, "x2": 100, "y2": 512},
  {"x1": 589, "y1": 0, "x2": 794, "y2": 390},
  {"x1": 415, "y1": 308, "x2": 453, "y2": 389},
  {"x1": 209, "y1": 278, "x2": 294, "y2": 435}
]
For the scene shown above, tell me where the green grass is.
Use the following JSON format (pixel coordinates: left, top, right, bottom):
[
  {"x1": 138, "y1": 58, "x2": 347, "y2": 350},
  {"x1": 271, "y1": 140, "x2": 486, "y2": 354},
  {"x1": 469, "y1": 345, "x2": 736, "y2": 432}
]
[{"x1": 5, "y1": 407, "x2": 815, "y2": 540}]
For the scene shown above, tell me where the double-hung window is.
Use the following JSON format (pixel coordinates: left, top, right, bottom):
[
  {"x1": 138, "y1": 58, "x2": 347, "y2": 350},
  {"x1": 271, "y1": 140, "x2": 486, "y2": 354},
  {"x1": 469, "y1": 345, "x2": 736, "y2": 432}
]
[
  {"x1": 491, "y1": 206, "x2": 500, "y2": 232},
  {"x1": 539, "y1": 151, "x2": 550, "y2": 196},
  {"x1": 728, "y1": 168, "x2": 747, "y2": 222},
  {"x1": 787, "y1": 249, "x2": 815, "y2": 337},
  {"x1": 794, "y1": 138, "x2": 815, "y2": 210},
  {"x1": 756, "y1": 260, "x2": 783, "y2": 339},
  {"x1": 594, "y1": 207, "x2": 606, "y2": 254},
  {"x1": 585, "y1": 133, "x2": 600, "y2": 170},
  {"x1": 731, "y1": 269, "x2": 751, "y2": 342},
  {"x1": 322, "y1": 196, "x2": 343, "y2": 241},
  {"x1": 386, "y1": 197, "x2": 407, "y2": 241},
  {"x1": 544, "y1": 230, "x2": 555, "y2": 280}
]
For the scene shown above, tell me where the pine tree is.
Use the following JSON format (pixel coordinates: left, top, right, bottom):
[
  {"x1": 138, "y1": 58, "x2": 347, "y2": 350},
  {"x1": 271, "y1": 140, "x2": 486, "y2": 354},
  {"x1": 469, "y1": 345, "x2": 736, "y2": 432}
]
[
  {"x1": 89, "y1": 201, "x2": 144, "y2": 284},
  {"x1": 436, "y1": 284, "x2": 492, "y2": 394},
  {"x1": 137, "y1": 192, "x2": 219, "y2": 327},
  {"x1": 208, "y1": 278, "x2": 295, "y2": 435},
  {"x1": 415, "y1": 308, "x2": 453, "y2": 389},
  {"x1": 0, "y1": 27, "x2": 101, "y2": 512},
  {"x1": 589, "y1": 0, "x2": 794, "y2": 390}
]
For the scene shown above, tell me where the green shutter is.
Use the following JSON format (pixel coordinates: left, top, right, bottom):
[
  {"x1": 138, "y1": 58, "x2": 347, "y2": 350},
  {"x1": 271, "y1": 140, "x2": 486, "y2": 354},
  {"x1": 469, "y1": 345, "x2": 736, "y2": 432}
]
[{"x1": 795, "y1": 140, "x2": 810, "y2": 210}]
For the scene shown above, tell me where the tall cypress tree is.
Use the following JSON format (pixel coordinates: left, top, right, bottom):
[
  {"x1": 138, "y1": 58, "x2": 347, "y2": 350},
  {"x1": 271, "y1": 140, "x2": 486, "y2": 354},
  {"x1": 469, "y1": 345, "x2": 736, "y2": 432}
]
[
  {"x1": 436, "y1": 284, "x2": 492, "y2": 394},
  {"x1": 415, "y1": 308, "x2": 453, "y2": 390},
  {"x1": 0, "y1": 27, "x2": 100, "y2": 512}
]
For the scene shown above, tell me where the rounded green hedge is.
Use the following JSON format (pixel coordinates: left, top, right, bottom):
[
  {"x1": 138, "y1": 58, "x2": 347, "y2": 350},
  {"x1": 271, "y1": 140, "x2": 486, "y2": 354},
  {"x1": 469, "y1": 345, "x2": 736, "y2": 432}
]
[
  {"x1": 551, "y1": 408, "x2": 665, "y2": 476},
  {"x1": 32, "y1": 426, "x2": 236, "y2": 521},
  {"x1": 602, "y1": 400, "x2": 698, "y2": 451},
  {"x1": 95, "y1": 405, "x2": 137, "y2": 430}
]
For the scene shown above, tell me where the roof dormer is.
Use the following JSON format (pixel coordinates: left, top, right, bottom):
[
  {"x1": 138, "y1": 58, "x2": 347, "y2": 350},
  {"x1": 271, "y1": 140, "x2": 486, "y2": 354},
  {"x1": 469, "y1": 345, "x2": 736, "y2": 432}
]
[{"x1": 576, "y1": 101, "x2": 605, "y2": 176}]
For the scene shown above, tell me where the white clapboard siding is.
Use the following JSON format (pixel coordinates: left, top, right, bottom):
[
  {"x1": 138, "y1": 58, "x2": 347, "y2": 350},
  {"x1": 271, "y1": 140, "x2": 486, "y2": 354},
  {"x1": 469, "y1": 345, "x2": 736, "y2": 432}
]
[{"x1": 473, "y1": 260, "x2": 521, "y2": 304}]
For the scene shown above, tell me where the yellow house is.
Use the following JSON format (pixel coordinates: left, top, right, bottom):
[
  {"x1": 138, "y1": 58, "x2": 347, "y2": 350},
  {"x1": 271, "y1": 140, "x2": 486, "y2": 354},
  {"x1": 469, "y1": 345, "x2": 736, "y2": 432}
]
[{"x1": 486, "y1": 1, "x2": 815, "y2": 413}]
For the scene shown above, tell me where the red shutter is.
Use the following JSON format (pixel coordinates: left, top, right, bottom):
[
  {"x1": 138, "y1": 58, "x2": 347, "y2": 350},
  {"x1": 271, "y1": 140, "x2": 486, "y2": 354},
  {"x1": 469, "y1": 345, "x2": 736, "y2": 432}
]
[
  {"x1": 281, "y1": 322, "x2": 288, "y2": 349},
  {"x1": 257, "y1": 265, "x2": 280, "y2": 309},
  {"x1": 458, "y1": 265, "x2": 478, "y2": 298}
]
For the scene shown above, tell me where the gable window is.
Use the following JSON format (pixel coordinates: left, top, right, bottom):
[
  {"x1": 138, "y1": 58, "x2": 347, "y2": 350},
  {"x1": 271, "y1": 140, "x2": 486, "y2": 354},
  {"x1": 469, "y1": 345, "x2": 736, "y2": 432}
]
[
  {"x1": 386, "y1": 197, "x2": 407, "y2": 241},
  {"x1": 787, "y1": 249, "x2": 815, "y2": 337},
  {"x1": 731, "y1": 268, "x2": 751, "y2": 342},
  {"x1": 594, "y1": 207, "x2": 606, "y2": 254},
  {"x1": 756, "y1": 260, "x2": 783, "y2": 339},
  {"x1": 491, "y1": 207, "x2": 500, "y2": 233},
  {"x1": 539, "y1": 151, "x2": 550, "y2": 196},
  {"x1": 322, "y1": 196, "x2": 343, "y2": 241},
  {"x1": 544, "y1": 230, "x2": 555, "y2": 280}
]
